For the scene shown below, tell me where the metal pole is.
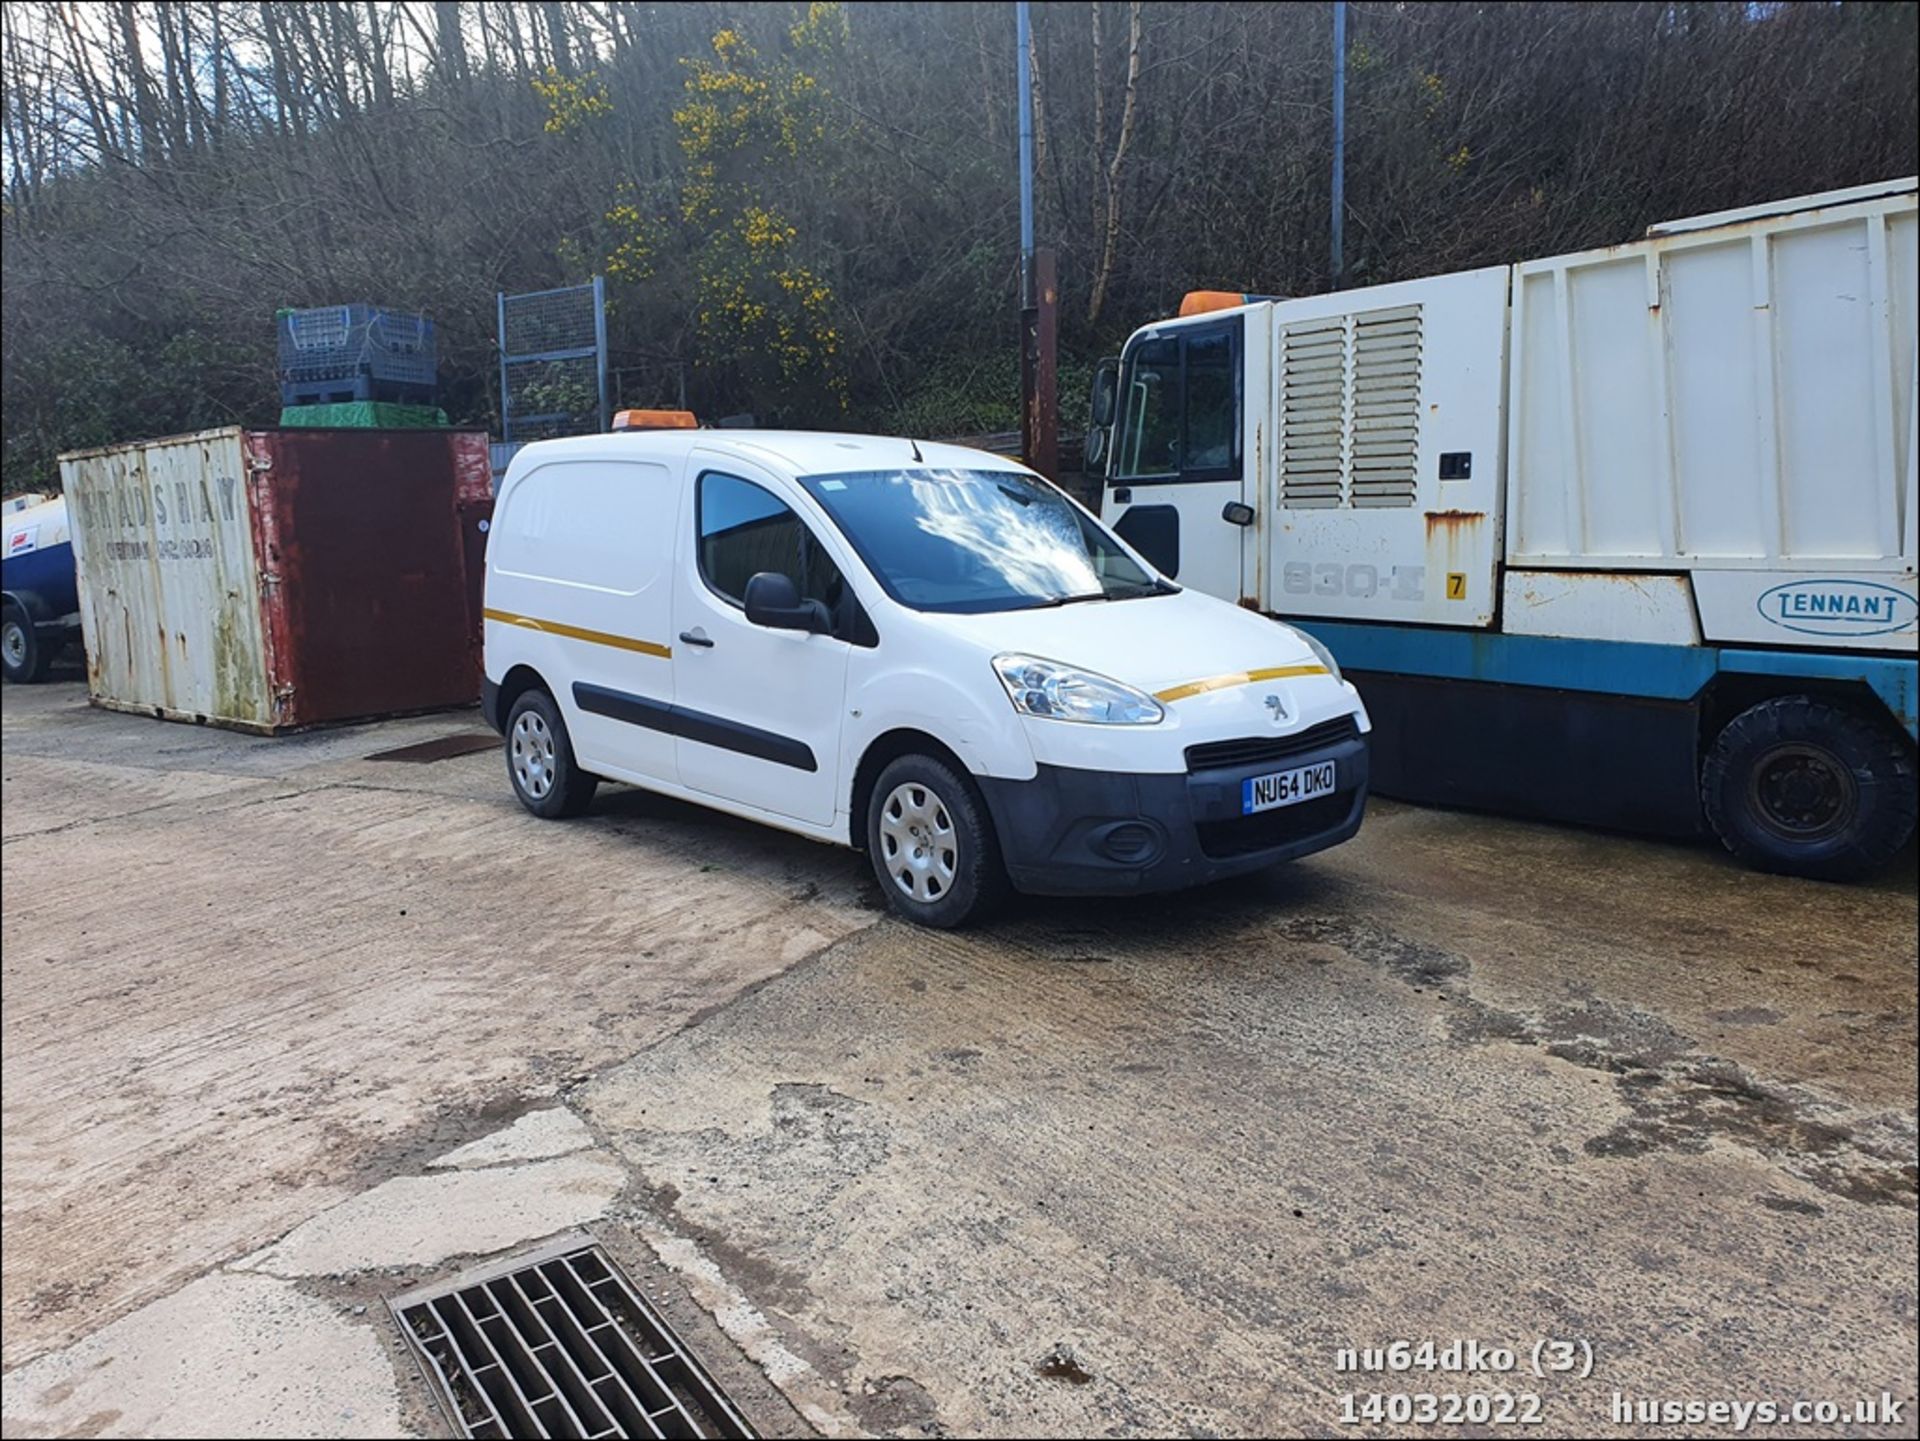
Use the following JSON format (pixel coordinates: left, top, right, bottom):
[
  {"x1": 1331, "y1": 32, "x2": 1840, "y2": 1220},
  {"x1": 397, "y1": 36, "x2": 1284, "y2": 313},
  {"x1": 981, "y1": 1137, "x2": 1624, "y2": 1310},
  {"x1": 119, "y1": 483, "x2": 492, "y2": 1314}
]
[
  {"x1": 1016, "y1": 0, "x2": 1035, "y2": 308},
  {"x1": 1034, "y1": 247, "x2": 1059, "y2": 481},
  {"x1": 1017, "y1": 1, "x2": 1040, "y2": 468},
  {"x1": 1331, "y1": 0, "x2": 1347, "y2": 290},
  {"x1": 496, "y1": 290, "x2": 510, "y2": 442},
  {"x1": 592, "y1": 274, "x2": 610, "y2": 432}
]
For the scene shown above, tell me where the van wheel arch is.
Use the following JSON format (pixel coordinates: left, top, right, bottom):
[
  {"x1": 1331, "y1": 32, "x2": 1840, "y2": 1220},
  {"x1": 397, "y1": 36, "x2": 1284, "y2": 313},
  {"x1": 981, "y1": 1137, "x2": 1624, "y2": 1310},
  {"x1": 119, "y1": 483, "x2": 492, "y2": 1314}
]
[
  {"x1": 496, "y1": 664, "x2": 552, "y2": 723},
  {"x1": 849, "y1": 729, "x2": 976, "y2": 851}
]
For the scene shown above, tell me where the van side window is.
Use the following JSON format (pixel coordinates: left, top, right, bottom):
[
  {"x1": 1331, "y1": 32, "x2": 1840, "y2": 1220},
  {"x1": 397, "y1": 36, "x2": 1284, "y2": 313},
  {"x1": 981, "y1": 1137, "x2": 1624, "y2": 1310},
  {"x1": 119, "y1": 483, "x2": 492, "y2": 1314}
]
[
  {"x1": 1113, "y1": 318, "x2": 1242, "y2": 482},
  {"x1": 698, "y1": 473, "x2": 845, "y2": 614}
]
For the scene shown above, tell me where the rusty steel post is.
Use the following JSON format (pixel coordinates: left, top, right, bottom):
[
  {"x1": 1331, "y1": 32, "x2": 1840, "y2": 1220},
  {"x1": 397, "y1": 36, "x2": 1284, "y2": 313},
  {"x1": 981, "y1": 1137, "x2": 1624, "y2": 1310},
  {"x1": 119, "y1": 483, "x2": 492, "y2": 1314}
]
[
  {"x1": 1032, "y1": 247, "x2": 1059, "y2": 480},
  {"x1": 1022, "y1": 248, "x2": 1059, "y2": 479}
]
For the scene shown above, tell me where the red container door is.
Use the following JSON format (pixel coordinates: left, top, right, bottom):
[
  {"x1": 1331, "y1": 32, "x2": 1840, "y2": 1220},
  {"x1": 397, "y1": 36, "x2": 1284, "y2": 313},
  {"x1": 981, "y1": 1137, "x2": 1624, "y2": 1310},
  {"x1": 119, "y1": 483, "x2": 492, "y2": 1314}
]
[{"x1": 250, "y1": 429, "x2": 492, "y2": 728}]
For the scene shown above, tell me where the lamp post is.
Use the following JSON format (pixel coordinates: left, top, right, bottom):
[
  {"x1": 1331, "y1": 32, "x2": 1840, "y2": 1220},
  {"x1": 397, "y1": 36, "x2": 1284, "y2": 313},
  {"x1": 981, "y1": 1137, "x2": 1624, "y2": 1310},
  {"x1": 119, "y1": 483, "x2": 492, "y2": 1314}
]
[
  {"x1": 1015, "y1": 1, "x2": 1058, "y2": 478},
  {"x1": 1331, "y1": 0, "x2": 1347, "y2": 290}
]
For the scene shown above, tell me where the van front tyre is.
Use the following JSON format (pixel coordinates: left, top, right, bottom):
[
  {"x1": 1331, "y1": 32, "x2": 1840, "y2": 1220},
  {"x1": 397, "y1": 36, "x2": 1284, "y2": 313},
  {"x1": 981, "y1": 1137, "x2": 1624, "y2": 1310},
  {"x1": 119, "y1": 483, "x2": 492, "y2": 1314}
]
[
  {"x1": 1, "y1": 603, "x2": 50, "y2": 684},
  {"x1": 1702, "y1": 696, "x2": 1916, "y2": 881},
  {"x1": 505, "y1": 689, "x2": 598, "y2": 819},
  {"x1": 866, "y1": 754, "x2": 1008, "y2": 928}
]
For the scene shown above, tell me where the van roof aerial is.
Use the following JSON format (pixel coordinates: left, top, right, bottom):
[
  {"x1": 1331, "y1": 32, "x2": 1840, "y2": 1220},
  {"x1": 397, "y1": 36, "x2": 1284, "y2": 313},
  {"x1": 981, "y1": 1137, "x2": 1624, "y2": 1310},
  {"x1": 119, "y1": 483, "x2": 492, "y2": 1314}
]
[{"x1": 909, "y1": 438, "x2": 924, "y2": 463}]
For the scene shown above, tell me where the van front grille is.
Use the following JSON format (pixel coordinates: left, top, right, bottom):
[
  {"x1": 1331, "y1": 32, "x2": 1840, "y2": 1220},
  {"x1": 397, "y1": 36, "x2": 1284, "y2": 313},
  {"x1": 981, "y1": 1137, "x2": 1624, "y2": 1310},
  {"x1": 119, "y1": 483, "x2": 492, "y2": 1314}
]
[{"x1": 1184, "y1": 716, "x2": 1359, "y2": 773}]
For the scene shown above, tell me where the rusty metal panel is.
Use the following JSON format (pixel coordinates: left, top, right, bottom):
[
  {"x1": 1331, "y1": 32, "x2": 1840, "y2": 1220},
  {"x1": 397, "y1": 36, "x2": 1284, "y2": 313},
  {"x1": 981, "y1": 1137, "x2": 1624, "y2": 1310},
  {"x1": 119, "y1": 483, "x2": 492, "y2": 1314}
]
[
  {"x1": 61, "y1": 427, "x2": 491, "y2": 733},
  {"x1": 254, "y1": 429, "x2": 492, "y2": 729},
  {"x1": 61, "y1": 428, "x2": 275, "y2": 728}
]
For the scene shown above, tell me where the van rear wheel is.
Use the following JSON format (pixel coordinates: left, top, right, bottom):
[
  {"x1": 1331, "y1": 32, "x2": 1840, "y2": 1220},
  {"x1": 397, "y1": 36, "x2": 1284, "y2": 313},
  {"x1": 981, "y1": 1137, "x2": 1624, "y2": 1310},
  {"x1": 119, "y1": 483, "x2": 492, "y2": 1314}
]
[
  {"x1": 505, "y1": 688, "x2": 598, "y2": 819},
  {"x1": 866, "y1": 754, "x2": 1008, "y2": 929},
  {"x1": 1702, "y1": 695, "x2": 1915, "y2": 881}
]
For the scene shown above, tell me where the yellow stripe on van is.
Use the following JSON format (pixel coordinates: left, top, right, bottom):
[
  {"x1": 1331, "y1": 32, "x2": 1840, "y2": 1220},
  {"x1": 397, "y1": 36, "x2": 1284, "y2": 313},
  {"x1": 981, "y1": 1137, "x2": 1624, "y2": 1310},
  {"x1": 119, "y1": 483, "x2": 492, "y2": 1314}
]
[
  {"x1": 1153, "y1": 664, "x2": 1327, "y2": 704},
  {"x1": 483, "y1": 608, "x2": 672, "y2": 659}
]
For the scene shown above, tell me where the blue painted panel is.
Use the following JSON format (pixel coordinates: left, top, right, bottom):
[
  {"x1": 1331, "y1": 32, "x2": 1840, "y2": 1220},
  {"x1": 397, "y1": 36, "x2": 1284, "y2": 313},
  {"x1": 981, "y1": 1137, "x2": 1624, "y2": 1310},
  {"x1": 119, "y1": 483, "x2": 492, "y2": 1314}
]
[
  {"x1": 1720, "y1": 649, "x2": 1918, "y2": 740},
  {"x1": 2, "y1": 541, "x2": 79, "y2": 616},
  {"x1": 1293, "y1": 619, "x2": 1919, "y2": 741}
]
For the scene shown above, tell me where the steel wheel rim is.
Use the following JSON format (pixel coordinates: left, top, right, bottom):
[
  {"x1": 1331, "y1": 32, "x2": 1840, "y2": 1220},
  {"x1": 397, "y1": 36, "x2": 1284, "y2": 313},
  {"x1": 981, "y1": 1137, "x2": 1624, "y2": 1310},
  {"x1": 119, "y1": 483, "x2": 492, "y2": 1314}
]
[
  {"x1": 1748, "y1": 742, "x2": 1854, "y2": 840},
  {"x1": 511, "y1": 711, "x2": 557, "y2": 800},
  {"x1": 878, "y1": 781, "x2": 958, "y2": 904},
  {"x1": 1, "y1": 621, "x2": 24, "y2": 669}
]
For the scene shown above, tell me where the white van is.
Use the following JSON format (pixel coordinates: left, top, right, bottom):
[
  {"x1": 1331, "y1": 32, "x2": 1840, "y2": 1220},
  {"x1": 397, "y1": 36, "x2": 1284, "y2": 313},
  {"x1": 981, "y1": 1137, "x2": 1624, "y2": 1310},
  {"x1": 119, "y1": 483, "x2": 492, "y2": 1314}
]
[{"x1": 482, "y1": 424, "x2": 1371, "y2": 927}]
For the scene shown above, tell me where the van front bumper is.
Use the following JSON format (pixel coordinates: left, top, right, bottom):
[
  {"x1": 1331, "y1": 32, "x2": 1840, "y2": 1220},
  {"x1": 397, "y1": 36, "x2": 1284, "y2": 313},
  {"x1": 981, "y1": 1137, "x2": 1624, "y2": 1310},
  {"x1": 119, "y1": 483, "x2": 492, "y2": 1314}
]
[{"x1": 975, "y1": 730, "x2": 1368, "y2": 896}]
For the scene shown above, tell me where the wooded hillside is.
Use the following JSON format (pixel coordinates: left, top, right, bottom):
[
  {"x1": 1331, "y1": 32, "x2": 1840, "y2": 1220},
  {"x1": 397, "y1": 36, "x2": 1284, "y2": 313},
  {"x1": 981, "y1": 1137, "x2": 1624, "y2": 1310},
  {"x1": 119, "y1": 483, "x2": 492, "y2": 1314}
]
[{"x1": 3, "y1": 1, "x2": 1914, "y2": 493}]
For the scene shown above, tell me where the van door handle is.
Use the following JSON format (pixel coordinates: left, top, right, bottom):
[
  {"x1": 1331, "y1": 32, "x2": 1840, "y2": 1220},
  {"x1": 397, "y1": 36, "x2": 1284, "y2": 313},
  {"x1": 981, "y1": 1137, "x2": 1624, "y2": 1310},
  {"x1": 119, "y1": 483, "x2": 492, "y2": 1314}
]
[{"x1": 678, "y1": 629, "x2": 714, "y2": 648}]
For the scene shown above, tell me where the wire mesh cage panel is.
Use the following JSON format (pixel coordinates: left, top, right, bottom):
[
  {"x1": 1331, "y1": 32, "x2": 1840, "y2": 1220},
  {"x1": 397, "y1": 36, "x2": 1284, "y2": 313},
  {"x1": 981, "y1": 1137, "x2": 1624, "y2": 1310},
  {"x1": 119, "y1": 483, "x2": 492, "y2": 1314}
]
[
  {"x1": 277, "y1": 304, "x2": 437, "y2": 405},
  {"x1": 499, "y1": 279, "x2": 608, "y2": 443}
]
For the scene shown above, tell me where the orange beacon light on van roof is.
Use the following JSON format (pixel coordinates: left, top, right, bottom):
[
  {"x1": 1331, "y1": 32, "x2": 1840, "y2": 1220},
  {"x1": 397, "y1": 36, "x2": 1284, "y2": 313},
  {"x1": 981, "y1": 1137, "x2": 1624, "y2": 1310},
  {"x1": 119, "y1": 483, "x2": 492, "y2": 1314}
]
[
  {"x1": 612, "y1": 409, "x2": 699, "y2": 431},
  {"x1": 1180, "y1": 290, "x2": 1287, "y2": 317}
]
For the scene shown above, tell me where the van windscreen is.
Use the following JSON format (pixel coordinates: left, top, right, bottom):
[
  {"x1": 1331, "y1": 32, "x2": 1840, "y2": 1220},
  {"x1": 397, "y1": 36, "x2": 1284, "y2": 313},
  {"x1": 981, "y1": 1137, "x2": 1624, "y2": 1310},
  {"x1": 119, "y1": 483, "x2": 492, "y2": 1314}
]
[{"x1": 798, "y1": 468, "x2": 1172, "y2": 614}]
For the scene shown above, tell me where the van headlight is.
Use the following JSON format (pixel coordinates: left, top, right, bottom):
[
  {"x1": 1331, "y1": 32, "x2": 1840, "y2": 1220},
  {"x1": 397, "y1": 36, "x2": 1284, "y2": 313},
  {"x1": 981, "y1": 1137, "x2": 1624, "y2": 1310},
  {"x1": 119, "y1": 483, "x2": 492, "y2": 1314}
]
[
  {"x1": 1297, "y1": 629, "x2": 1343, "y2": 684},
  {"x1": 992, "y1": 654, "x2": 1165, "y2": 725}
]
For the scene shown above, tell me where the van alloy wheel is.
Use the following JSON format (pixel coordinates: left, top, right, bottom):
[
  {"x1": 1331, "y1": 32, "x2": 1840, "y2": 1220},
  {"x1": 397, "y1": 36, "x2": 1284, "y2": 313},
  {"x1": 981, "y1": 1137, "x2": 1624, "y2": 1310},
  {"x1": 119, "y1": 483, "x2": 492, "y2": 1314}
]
[
  {"x1": 511, "y1": 710, "x2": 556, "y2": 800},
  {"x1": 879, "y1": 781, "x2": 958, "y2": 902}
]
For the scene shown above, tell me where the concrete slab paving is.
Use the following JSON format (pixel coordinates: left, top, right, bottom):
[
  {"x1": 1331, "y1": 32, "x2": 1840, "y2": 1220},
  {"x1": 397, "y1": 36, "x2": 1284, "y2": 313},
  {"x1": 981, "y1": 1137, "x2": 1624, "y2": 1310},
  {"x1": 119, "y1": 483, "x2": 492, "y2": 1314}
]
[
  {"x1": 579, "y1": 817, "x2": 1918, "y2": 1437},
  {"x1": 2, "y1": 680, "x2": 874, "y2": 1370},
  {"x1": 428, "y1": 1106, "x2": 594, "y2": 1169},
  {"x1": 5, "y1": 676, "x2": 1914, "y2": 1438},
  {"x1": 236, "y1": 1152, "x2": 628, "y2": 1277},
  {"x1": 0, "y1": 1270, "x2": 408, "y2": 1439}
]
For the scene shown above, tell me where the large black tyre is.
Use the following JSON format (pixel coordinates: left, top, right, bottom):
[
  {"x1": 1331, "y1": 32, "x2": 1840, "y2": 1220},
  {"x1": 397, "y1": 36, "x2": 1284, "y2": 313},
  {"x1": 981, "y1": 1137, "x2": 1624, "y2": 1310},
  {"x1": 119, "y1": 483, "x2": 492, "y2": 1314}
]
[
  {"x1": 865, "y1": 753, "x2": 1009, "y2": 928},
  {"x1": 1702, "y1": 695, "x2": 1916, "y2": 881},
  {"x1": 1, "y1": 603, "x2": 51, "y2": 684},
  {"x1": 504, "y1": 688, "x2": 598, "y2": 819}
]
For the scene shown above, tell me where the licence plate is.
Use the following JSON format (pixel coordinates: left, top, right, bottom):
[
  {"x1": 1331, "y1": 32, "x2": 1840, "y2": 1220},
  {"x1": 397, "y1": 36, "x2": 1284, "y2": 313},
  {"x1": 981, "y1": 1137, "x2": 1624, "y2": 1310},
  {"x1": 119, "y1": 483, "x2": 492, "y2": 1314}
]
[{"x1": 1241, "y1": 760, "x2": 1338, "y2": 815}]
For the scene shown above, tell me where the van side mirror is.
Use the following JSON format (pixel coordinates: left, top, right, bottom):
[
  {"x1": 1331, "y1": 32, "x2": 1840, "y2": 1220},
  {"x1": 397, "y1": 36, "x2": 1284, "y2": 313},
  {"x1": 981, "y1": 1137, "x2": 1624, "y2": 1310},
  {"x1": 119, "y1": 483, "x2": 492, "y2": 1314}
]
[{"x1": 743, "y1": 571, "x2": 830, "y2": 634}]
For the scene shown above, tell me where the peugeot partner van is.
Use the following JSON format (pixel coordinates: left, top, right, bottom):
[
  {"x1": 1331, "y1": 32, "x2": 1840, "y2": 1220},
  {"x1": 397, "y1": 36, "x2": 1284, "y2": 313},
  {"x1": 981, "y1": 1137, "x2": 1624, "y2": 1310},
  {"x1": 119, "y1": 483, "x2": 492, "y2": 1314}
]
[{"x1": 482, "y1": 424, "x2": 1371, "y2": 927}]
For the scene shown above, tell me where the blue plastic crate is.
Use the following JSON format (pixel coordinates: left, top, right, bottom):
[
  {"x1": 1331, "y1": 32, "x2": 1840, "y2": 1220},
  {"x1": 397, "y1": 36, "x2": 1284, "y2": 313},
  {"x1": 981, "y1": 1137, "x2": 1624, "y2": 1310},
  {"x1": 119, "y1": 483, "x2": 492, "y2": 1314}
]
[{"x1": 276, "y1": 304, "x2": 437, "y2": 390}]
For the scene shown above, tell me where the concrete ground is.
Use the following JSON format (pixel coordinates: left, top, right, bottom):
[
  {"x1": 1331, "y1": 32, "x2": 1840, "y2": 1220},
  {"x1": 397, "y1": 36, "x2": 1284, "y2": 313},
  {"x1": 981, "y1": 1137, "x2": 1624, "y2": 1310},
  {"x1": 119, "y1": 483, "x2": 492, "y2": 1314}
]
[{"x1": 2, "y1": 673, "x2": 1914, "y2": 1439}]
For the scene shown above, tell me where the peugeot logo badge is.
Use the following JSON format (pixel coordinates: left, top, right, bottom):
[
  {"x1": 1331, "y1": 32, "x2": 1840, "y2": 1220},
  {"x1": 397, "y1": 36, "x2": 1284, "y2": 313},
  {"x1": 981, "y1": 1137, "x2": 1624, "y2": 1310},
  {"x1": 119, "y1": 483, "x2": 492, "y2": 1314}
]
[{"x1": 1265, "y1": 693, "x2": 1288, "y2": 723}]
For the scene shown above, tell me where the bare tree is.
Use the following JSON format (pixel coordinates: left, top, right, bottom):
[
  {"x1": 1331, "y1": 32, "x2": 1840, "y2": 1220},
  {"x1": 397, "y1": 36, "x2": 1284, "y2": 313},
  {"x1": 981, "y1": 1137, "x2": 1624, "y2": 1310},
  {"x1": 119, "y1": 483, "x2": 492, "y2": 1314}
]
[{"x1": 1086, "y1": 0, "x2": 1142, "y2": 325}]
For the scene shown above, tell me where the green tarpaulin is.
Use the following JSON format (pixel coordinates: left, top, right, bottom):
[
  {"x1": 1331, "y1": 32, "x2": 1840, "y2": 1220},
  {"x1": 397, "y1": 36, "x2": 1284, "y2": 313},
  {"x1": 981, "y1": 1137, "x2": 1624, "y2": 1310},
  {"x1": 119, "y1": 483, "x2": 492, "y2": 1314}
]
[{"x1": 278, "y1": 402, "x2": 448, "y2": 429}]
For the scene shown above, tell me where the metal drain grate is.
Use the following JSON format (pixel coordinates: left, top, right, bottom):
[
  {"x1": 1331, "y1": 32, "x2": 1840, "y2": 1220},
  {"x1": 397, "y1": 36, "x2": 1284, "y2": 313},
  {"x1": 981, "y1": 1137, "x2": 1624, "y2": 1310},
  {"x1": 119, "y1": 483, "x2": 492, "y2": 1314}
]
[
  {"x1": 367, "y1": 733, "x2": 500, "y2": 763},
  {"x1": 391, "y1": 1236, "x2": 756, "y2": 1439}
]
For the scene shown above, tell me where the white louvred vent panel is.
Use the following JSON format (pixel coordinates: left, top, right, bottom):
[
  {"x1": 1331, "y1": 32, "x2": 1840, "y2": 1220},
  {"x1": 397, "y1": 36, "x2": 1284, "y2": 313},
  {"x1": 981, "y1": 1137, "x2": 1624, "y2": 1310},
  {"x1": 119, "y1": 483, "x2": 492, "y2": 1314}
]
[
  {"x1": 1280, "y1": 304, "x2": 1422, "y2": 510},
  {"x1": 1279, "y1": 317, "x2": 1347, "y2": 509},
  {"x1": 1349, "y1": 306, "x2": 1421, "y2": 508}
]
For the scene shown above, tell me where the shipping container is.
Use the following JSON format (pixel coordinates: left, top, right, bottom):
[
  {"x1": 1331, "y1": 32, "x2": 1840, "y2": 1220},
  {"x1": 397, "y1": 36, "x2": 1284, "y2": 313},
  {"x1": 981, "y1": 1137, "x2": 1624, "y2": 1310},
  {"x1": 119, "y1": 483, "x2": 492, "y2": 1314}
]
[
  {"x1": 60, "y1": 427, "x2": 492, "y2": 732},
  {"x1": 1086, "y1": 178, "x2": 1918, "y2": 878}
]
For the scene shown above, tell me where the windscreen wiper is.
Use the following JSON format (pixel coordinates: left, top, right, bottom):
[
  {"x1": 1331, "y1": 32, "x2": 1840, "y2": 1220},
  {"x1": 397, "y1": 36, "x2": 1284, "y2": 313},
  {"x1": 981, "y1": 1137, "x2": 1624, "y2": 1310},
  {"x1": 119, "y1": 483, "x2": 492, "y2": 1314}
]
[{"x1": 1035, "y1": 590, "x2": 1111, "y2": 607}]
